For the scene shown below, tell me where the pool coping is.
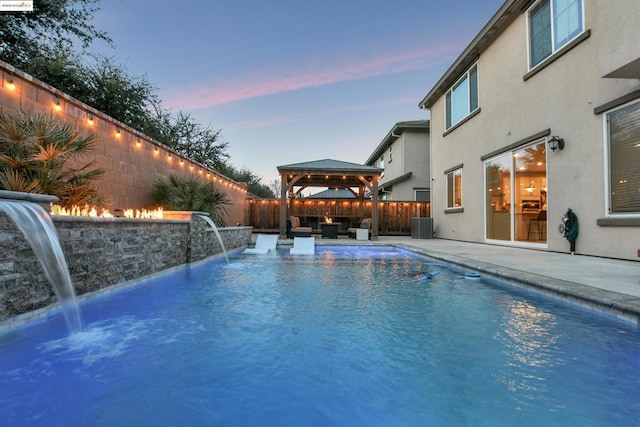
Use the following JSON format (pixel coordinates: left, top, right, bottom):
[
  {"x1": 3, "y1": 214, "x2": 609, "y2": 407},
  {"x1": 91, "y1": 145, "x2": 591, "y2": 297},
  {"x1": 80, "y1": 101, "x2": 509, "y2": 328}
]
[{"x1": 390, "y1": 242, "x2": 640, "y2": 324}]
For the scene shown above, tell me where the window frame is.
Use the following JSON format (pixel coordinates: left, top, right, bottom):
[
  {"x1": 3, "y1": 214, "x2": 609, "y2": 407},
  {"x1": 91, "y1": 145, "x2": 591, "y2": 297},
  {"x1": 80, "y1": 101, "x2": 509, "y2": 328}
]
[
  {"x1": 445, "y1": 63, "x2": 479, "y2": 130},
  {"x1": 527, "y1": 0, "x2": 585, "y2": 70},
  {"x1": 445, "y1": 167, "x2": 463, "y2": 210},
  {"x1": 604, "y1": 98, "x2": 640, "y2": 217}
]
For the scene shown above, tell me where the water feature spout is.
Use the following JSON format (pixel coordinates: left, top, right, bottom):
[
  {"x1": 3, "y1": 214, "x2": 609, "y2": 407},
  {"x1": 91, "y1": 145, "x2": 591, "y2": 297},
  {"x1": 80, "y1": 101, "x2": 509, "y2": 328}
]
[
  {"x1": 196, "y1": 214, "x2": 229, "y2": 264},
  {"x1": 0, "y1": 199, "x2": 82, "y2": 333}
]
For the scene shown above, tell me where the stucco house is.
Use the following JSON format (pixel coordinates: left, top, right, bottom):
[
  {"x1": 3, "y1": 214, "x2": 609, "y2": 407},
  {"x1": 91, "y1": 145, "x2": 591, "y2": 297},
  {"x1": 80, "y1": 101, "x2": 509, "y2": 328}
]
[
  {"x1": 419, "y1": 0, "x2": 640, "y2": 261},
  {"x1": 365, "y1": 120, "x2": 430, "y2": 201}
]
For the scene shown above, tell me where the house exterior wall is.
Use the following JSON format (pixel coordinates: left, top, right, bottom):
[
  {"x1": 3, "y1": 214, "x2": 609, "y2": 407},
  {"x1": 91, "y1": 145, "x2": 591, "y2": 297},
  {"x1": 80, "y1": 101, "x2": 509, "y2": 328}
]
[
  {"x1": 401, "y1": 132, "x2": 430, "y2": 200},
  {"x1": 0, "y1": 61, "x2": 247, "y2": 226},
  {"x1": 427, "y1": 0, "x2": 640, "y2": 260},
  {"x1": 375, "y1": 130, "x2": 430, "y2": 201},
  {"x1": 380, "y1": 137, "x2": 403, "y2": 196}
]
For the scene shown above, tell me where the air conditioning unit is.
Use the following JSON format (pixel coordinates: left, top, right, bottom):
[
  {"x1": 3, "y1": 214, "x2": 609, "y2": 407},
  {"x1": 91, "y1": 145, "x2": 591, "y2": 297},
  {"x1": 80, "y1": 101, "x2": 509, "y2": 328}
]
[{"x1": 411, "y1": 217, "x2": 434, "y2": 239}]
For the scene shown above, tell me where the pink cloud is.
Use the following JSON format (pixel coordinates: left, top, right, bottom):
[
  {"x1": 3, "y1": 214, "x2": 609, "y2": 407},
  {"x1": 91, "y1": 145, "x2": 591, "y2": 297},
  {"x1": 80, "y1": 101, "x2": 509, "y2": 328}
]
[
  {"x1": 224, "y1": 95, "x2": 418, "y2": 131},
  {"x1": 165, "y1": 40, "x2": 465, "y2": 110}
]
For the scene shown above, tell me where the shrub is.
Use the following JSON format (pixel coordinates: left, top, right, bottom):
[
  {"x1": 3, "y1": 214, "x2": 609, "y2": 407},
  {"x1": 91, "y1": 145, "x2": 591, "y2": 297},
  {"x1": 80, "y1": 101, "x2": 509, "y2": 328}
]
[
  {"x1": 0, "y1": 112, "x2": 105, "y2": 207},
  {"x1": 150, "y1": 174, "x2": 230, "y2": 226}
]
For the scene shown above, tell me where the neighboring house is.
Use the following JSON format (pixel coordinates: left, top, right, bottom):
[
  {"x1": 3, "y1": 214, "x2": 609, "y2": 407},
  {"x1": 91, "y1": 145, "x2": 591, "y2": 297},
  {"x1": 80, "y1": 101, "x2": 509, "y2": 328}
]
[
  {"x1": 308, "y1": 189, "x2": 356, "y2": 199},
  {"x1": 365, "y1": 120, "x2": 430, "y2": 201},
  {"x1": 419, "y1": 0, "x2": 640, "y2": 261}
]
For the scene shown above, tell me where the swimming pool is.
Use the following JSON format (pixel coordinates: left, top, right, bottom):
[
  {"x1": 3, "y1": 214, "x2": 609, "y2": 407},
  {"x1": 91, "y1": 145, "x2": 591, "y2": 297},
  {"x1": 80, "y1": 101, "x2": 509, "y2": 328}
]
[{"x1": 1, "y1": 246, "x2": 639, "y2": 425}]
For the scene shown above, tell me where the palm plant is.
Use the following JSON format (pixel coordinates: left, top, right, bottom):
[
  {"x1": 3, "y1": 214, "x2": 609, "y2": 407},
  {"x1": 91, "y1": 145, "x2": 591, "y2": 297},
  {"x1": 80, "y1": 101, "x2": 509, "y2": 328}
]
[
  {"x1": 150, "y1": 174, "x2": 230, "y2": 226},
  {"x1": 0, "y1": 112, "x2": 105, "y2": 207}
]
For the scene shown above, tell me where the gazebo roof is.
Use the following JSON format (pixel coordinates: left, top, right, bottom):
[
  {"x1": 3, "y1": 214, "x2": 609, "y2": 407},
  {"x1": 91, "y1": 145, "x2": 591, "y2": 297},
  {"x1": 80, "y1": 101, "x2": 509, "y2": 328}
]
[{"x1": 277, "y1": 158, "x2": 381, "y2": 188}]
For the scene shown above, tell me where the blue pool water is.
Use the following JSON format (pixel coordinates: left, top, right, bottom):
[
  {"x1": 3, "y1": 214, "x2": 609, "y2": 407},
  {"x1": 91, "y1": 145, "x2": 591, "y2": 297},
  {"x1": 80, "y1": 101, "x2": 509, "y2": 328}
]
[{"x1": 1, "y1": 246, "x2": 640, "y2": 426}]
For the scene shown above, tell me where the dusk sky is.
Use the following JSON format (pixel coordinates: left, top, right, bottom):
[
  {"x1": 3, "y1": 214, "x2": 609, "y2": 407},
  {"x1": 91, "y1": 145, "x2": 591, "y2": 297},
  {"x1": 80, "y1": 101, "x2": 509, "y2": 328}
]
[{"x1": 91, "y1": 0, "x2": 504, "y2": 186}]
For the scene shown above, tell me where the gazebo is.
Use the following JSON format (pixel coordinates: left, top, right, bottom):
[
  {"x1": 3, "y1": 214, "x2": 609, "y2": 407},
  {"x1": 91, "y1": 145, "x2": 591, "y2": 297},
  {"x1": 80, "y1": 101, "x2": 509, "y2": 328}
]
[{"x1": 277, "y1": 159, "x2": 382, "y2": 239}]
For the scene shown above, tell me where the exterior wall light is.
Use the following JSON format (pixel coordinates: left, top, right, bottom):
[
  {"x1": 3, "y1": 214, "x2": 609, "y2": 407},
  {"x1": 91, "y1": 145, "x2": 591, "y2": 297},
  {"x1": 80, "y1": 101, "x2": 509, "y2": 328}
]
[
  {"x1": 6, "y1": 74, "x2": 15, "y2": 90},
  {"x1": 548, "y1": 136, "x2": 565, "y2": 151},
  {"x1": 54, "y1": 96, "x2": 62, "y2": 111}
]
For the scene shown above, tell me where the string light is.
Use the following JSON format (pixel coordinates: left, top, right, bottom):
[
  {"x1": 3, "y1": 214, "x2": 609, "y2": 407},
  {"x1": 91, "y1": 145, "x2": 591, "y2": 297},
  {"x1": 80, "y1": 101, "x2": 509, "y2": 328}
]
[{"x1": 5, "y1": 74, "x2": 15, "y2": 91}]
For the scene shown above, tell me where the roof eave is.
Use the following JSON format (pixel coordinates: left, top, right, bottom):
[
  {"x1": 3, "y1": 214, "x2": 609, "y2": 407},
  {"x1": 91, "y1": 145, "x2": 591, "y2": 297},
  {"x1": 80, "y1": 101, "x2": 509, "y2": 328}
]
[
  {"x1": 365, "y1": 121, "x2": 430, "y2": 165},
  {"x1": 418, "y1": 0, "x2": 527, "y2": 110}
]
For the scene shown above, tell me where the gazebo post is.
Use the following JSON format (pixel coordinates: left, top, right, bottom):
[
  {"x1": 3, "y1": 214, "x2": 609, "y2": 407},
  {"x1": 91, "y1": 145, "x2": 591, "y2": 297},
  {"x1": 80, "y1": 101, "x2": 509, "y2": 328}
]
[
  {"x1": 371, "y1": 178, "x2": 379, "y2": 240},
  {"x1": 279, "y1": 173, "x2": 287, "y2": 238}
]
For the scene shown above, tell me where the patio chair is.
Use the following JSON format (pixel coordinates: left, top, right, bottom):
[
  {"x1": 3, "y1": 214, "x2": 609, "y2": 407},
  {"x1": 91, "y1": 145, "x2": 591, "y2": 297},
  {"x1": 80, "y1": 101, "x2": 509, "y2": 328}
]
[
  {"x1": 286, "y1": 216, "x2": 312, "y2": 238},
  {"x1": 348, "y1": 218, "x2": 372, "y2": 239},
  {"x1": 289, "y1": 236, "x2": 315, "y2": 255},
  {"x1": 243, "y1": 234, "x2": 278, "y2": 254}
]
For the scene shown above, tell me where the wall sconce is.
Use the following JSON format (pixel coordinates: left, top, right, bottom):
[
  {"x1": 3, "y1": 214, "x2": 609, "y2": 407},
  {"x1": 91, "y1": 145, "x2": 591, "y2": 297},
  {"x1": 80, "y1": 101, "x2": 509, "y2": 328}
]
[
  {"x1": 115, "y1": 127, "x2": 121, "y2": 138},
  {"x1": 5, "y1": 74, "x2": 15, "y2": 91},
  {"x1": 548, "y1": 136, "x2": 565, "y2": 151},
  {"x1": 87, "y1": 113, "x2": 94, "y2": 125},
  {"x1": 136, "y1": 137, "x2": 142, "y2": 147},
  {"x1": 54, "y1": 96, "x2": 62, "y2": 111}
]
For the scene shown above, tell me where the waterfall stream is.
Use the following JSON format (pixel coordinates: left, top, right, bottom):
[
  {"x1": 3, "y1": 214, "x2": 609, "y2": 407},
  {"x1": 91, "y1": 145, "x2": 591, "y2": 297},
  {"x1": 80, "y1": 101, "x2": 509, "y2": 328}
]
[{"x1": 0, "y1": 200, "x2": 82, "y2": 333}]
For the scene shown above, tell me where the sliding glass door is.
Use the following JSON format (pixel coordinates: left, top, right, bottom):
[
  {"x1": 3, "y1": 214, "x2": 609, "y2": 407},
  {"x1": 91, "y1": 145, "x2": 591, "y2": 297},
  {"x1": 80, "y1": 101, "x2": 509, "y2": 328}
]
[{"x1": 485, "y1": 140, "x2": 547, "y2": 244}]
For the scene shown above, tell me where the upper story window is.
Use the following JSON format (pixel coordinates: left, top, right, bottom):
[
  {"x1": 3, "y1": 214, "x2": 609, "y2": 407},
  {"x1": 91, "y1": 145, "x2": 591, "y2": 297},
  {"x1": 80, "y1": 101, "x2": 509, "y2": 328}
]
[
  {"x1": 379, "y1": 155, "x2": 384, "y2": 170},
  {"x1": 445, "y1": 64, "x2": 478, "y2": 130},
  {"x1": 528, "y1": 0, "x2": 584, "y2": 69},
  {"x1": 606, "y1": 100, "x2": 640, "y2": 214},
  {"x1": 388, "y1": 144, "x2": 393, "y2": 163}
]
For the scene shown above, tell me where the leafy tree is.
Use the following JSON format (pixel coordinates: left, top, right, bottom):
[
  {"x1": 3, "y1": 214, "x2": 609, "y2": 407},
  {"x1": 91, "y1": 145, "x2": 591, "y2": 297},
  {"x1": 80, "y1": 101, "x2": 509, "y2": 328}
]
[
  {"x1": 150, "y1": 174, "x2": 230, "y2": 226},
  {"x1": 219, "y1": 163, "x2": 275, "y2": 198},
  {"x1": 0, "y1": 112, "x2": 105, "y2": 207},
  {"x1": 83, "y1": 55, "x2": 160, "y2": 134},
  {"x1": 24, "y1": 48, "x2": 92, "y2": 100},
  {"x1": 0, "y1": 0, "x2": 111, "y2": 70},
  {"x1": 148, "y1": 108, "x2": 230, "y2": 171},
  {"x1": 0, "y1": 0, "x2": 275, "y2": 200},
  {"x1": 268, "y1": 179, "x2": 281, "y2": 198}
]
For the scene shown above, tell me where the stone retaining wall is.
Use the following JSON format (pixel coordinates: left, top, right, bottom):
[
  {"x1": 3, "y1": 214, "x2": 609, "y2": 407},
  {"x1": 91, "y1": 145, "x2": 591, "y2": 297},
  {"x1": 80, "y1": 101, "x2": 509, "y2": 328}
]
[{"x1": 0, "y1": 212, "x2": 252, "y2": 323}]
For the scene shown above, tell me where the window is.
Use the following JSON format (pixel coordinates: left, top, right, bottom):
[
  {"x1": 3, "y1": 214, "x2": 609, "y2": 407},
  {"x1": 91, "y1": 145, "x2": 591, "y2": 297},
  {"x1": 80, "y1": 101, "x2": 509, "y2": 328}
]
[
  {"x1": 445, "y1": 64, "x2": 478, "y2": 129},
  {"x1": 446, "y1": 168, "x2": 462, "y2": 208},
  {"x1": 607, "y1": 100, "x2": 640, "y2": 214},
  {"x1": 379, "y1": 155, "x2": 384, "y2": 170},
  {"x1": 388, "y1": 144, "x2": 393, "y2": 163},
  {"x1": 528, "y1": 0, "x2": 583, "y2": 68}
]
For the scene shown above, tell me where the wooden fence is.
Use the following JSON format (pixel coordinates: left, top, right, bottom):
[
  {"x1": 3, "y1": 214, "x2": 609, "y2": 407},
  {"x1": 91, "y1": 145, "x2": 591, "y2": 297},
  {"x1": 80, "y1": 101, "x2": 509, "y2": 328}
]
[{"x1": 247, "y1": 199, "x2": 430, "y2": 235}]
